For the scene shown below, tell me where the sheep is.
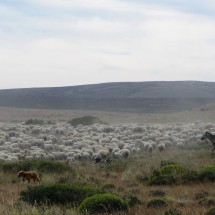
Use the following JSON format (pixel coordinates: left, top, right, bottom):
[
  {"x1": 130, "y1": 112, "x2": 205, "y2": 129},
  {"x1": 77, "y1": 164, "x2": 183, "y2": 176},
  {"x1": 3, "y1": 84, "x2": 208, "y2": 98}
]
[
  {"x1": 17, "y1": 171, "x2": 40, "y2": 184},
  {"x1": 98, "y1": 149, "x2": 109, "y2": 158},
  {"x1": 119, "y1": 149, "x2": 130, "y2": 158},
  {"x1": 157, "y1": 143, "x2": 166, "y2": 152}
]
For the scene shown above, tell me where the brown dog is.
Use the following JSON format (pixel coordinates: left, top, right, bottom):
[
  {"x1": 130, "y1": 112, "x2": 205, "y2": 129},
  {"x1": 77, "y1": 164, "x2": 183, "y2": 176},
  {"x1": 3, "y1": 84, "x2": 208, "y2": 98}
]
[{"x1": 17, "y1": 171, "x2": 40, "y2": 184}]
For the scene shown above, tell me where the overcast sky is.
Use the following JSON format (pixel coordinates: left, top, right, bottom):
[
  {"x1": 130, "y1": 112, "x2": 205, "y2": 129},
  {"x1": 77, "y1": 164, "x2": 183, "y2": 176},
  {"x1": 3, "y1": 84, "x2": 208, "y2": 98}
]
[{"x1": 0, "y1": 0, "x2": 215, "y2": 89}]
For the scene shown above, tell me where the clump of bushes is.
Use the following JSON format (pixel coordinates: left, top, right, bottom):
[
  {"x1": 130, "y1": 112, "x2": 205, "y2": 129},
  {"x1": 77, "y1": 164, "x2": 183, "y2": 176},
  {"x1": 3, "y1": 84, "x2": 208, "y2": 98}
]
[
  {"x1": 148, "y1": 164, "x2": 215, "y2": 185},
  {"x1": 147, "y1": 198, "x2": 168, "y2": 208},
  {"x1": 123, "y1": 193, "x2": 141, "y2": 207},
  {"x1": 25, "y1": 119, "x2": 45, "y2": 125},
  {"x1": 150, "y1": 190, "x2": 166, "y2": 197},
  {"x1": 68, "y1": 116, "x2": 103, "y2": 127},
  {"x1": 24, "y1": 119, "x2": 54, "y2": 125},
  {"x1": 164, "y1": 208, "x2": 182, "y2": 215},
  {"x1": 198, "y1": 197, "x2": 215, "y2": 206},
  {"x1": 77, "y1": 194, "x2": 129, "y2": 214},
  {"x1": 198, "y1": 165, "x2": 215, "y2": 182},
  {"x1": 206, "y1": 207, "x2": 215, "y2": 215},
  {"x1": 2, "y1": 160, "x2": 70, "y2": 173},
  {"x1": 20, "y1": 183, "x2": 102, "y2": 206}
]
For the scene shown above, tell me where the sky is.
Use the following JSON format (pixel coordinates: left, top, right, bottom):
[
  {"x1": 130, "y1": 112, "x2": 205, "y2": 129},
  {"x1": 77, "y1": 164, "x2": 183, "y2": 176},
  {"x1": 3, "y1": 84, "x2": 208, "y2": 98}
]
[{"x1": 0, "y1": 0, "x2": 215, "y2": 89}]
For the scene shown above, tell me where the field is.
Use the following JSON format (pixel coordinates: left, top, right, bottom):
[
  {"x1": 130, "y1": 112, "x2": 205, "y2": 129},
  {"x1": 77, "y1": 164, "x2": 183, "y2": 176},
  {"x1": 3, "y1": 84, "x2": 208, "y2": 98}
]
[{"x1": 0, "y1": 108, "x2": 215, "y2": 215}]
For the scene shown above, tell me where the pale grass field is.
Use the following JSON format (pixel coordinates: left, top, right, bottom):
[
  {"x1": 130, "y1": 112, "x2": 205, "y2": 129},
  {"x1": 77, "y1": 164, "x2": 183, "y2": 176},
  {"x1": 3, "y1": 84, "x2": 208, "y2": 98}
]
[{"x1": 1, "y1": 106, "x2": 215, "y2": 123}]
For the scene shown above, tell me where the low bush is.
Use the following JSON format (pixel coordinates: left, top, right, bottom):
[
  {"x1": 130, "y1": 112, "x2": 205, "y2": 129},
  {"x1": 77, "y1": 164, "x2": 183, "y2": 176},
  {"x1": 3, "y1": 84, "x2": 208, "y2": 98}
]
[
  {"x1": 198, "y1": 197, "x2": 215, "y2": 206},
  {"x1": 20, "y1": 183, "x2": 102, "y2": 206},
  {"x1": 150, "y1": 190, "x2": 166, "y2": 197},
  {"x1": 68, "y1": 116, "x2": 103, "y2": 127},
  {"x1": 164, "y1": 208, "x2": 182, "y2": 215},
  {"x1": 123, "y1": 193, "x2": 141, "y2": 207},
  {"x1": 2, "y1": 160, "x2": 70, "y2": 173},
  {"x1": 206, "y1": 207, "x2": 215, "y2": 215},
  {"x1": 25, "y1": 119, "x2": 44, "y2": 125},
  {"x1": 149, "y1": 164, "x2": 199, "y2": 185},
  {"x1": 198, "y1": 165, "x2": 215, "y2": 182},
  {"x1": 77, "y1": 194, "x2": 129, "y2": 214},
  {"x1": 147, "y1": 198, "x2": 168, "y2": 208},
  {"x1": 159, "y1": 164, "x2": 188, "y2": 175}
]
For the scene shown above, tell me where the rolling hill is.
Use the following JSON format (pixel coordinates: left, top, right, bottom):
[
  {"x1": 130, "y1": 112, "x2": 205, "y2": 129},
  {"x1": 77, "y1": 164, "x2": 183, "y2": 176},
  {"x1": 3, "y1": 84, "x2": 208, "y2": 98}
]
[{"x1": 0, "y1": 81, "x2": 215, "y2": 113}]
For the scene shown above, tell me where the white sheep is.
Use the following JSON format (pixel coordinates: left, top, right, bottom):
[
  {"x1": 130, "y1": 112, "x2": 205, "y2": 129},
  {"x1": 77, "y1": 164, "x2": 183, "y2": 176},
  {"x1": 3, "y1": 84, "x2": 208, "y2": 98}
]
[{"x1": 157, "y1": 143, "x2": 166, "y2": 152}]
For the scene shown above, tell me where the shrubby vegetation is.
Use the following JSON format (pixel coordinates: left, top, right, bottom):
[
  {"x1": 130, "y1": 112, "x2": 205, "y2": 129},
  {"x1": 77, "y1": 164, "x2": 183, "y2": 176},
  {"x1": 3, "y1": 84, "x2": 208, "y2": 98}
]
[
  {"x1": 164, "y1": 208, "x2": 183, "y2": 215},
  {"x1": 147, "y1": 162, "x2": 215, "y2": 185},
  {"x1": 24, "y1": 118, "x2": 55, "y2": 125},
  {"x1": 68, "y1": 115, "x2": 103, "y2": 127},
  {"x1": 2, "y1": 160, "x2": 71, "y2": 173},
  {"x1": 206, "y1": 207, "x2": 215, "y2": 215},
  {"x1": 20, "y1": 183, "x2": 102, "y2": 206},
  {"x1": 77, "y1": 193, "x2": 129, "y2": 214},
  {"x1": 147, "y1": 198, "x2": 168, "y2": 208}
]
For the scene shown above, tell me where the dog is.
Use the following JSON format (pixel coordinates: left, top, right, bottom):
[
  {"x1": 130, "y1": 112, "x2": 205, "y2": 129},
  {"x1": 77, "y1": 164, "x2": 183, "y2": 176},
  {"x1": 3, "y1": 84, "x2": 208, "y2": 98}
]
[{"x1": 17, "y1": 171, "x2": 40, "y2": 184}]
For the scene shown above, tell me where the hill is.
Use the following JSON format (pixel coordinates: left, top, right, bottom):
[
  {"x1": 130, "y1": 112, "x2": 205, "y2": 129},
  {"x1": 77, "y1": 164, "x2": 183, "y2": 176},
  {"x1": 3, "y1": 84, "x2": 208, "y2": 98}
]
[{"x1": 0, "y1": 81, "x2": 215, "y2": 112}]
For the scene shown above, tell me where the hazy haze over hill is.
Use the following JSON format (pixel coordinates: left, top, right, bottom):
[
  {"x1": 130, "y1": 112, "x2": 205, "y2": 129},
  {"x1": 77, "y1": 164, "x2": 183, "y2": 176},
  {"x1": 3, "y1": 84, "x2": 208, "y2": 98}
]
[{"x1": 0, "y1": 81, "x2": 215, "y2": 113}]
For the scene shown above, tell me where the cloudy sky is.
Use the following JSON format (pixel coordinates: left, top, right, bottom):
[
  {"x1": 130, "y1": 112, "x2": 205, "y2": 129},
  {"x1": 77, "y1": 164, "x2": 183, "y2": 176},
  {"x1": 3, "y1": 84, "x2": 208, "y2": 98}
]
[{"x1": 0, "y1": 0, "x2": 215, "y2": 89}]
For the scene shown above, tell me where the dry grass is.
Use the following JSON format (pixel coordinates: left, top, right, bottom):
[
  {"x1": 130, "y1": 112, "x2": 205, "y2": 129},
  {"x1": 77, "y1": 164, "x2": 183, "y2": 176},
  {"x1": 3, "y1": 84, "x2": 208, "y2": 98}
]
[
  {"x1": 1, "y1": 106, "x2": 215, "y2": 123},
  {"x1": 0, "y1": 143, "x2": 214, "y2": 215},
  {"x1": 0, "y1": 107, "x2": 215, "y2": 214}
]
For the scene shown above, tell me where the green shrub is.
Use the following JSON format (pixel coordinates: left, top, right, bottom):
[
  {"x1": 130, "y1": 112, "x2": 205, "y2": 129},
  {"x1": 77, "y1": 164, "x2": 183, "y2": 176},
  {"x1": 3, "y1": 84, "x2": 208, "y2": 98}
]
[
  {"x1": 2, "y1": 160, "x2": 70, "y2": 173},
  {"x1": 68, "y1": 116, "x2": 102, "y2": 127},
  {"x1": 25, "y1": 119, "x2": 44, "y2": 125},
  {"x1": 199, "y1": 197, "x2": 215, "y2": 206},
  {"x1": 20, "y1": 183, "x2": 102, "y2": 206},
  {"x1": 123, "y1": 193, "x2": 141, "y2": 207},
  {"x1": 77, "y1": 194, "x2": 129, "y2": 214},
  {"x1": 160, "y1": 164, "x2": 188, "y2": 175},
  {"x1": 149, "y1": 164, "x2": 195, "y2": 185},
  {"x1": 195, "y1": 190, "x2": 209, "y2": 200},
  {"x1": 147, "y1": 198, "x2": 168, "y2": 208},
  {"x1": 149, "y1": 174, "x2": 175, "y2": 185},
  {"x1": 199, "y1": 166, "x2": 215, "y2": 181},
  {"x1": 160, "y1": 161, "x2": 177, "y2": 167},
  {"x1": 206, "y1": 207, "x2": 215, "y2": 215},
  {"x1": 164, "y1": 208, "x2": 182, "y2": 215},
  {"x1": 150, "y1": 190, "x2": 166, "y2": 197},
  {"x1": 2, "y1": 162, "x2": 22, "y2": 173},
  {"x1": 181, "y1": 170, "x2": 199, "y2": 183}
]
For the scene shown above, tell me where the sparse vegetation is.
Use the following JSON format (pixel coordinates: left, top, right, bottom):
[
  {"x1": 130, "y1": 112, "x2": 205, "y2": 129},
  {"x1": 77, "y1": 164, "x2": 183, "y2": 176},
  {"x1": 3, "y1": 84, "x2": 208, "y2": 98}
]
[
  {"x1": 2, "y1": 160, "x2": 71, "y2": 173},
  {"x1": 68, "y1": 115, "x2": 103, "y2": 127},
  {"x1": 147, "y1": 198, "x2": 168, "y2": 208},
  {"x1": 25, "y1": 119, "x2": 45, "y2": 125}
]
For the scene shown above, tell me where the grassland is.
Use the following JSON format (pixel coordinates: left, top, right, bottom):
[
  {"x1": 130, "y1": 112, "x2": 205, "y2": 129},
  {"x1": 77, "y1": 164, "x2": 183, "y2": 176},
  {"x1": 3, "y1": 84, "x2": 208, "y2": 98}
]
[
  {"x1": 0, "y1": 106, "x2": 215, "y2": 214},
  {"x1": 1, "y1": 105, "x2": 215, "y2": 124},
  {"x1": 0, "y1": 142, "x2": 215, "y2": 215}
]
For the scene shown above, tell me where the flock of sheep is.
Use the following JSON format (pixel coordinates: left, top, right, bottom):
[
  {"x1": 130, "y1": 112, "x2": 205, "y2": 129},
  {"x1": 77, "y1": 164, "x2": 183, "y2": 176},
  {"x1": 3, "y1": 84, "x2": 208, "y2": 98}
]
[{"x1": 0, "y1": 121, "x2": 213, "y2": 164}]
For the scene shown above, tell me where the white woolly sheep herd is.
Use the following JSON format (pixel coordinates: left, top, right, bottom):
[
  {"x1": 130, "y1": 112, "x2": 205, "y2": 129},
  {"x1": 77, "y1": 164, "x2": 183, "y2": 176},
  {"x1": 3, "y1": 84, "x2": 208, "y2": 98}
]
[{"x1": 0, "y1": 121, "x2": 212, "y2": 164}]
